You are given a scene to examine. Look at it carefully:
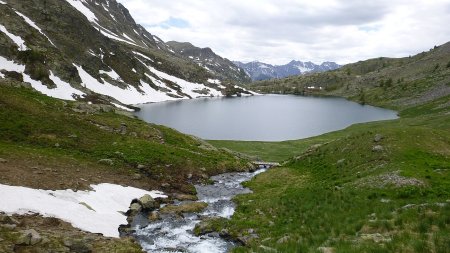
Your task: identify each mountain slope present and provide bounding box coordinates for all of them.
[0,0,251,109]
[234,60,340,81]
[167,41,251,84]
[247,43,450,109]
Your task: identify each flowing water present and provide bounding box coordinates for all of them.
[132,169,266,253]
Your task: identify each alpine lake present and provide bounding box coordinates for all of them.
[135,94,398,142]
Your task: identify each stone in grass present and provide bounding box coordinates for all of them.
[98,159,114,166]
[374,134,384,142]
[132,173,142,180]
[372,145,384,152]
[318,247,335,253]
[276,235,290,244]
[15,229,42,246]
[63,239,93,253]
[136,164,146,170]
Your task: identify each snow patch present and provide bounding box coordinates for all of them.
[99,30,140,47]
[64,0,98,24]
[111,102,134,112]
[99,68,121,80]
[0,56,25,72]
[14,10,56,47]
[207,79,221,85]
[0,0,6,4]
[0,56,84,100]
[122,33,135,43]
[297,66,313,73]
[24,72,85,101]
[0,183,166,237]
[145,64,222,98]
[75,65,176,104]
[0,25,27,51]
[133,51,154,62]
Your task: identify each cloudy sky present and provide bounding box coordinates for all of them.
[117,0,450,65]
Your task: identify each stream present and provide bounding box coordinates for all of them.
[132,169,266,253]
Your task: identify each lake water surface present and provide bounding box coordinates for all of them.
[135,95,398,141]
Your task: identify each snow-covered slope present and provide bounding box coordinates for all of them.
[234,60,341,81]
[0,183,166,237]
[0,0,252,109]
[167,41,251,84]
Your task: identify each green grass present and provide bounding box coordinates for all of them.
[0,83,249,187]
[207,96,450,252]
[209,130,351,162]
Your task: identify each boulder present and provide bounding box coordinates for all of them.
[136,164,146,170]
[129,203,142,213]
[372,145,384,152]
[277,235,290,244]
[374,134,384,142]
[132,173,142,180]
[98,159,114,165]
[238,233,259,245]
[0,215,20,225]
[148,211,160,221]
[0,158,7,163]
[318,247,335,253]
[138,194,158,210]
[64,239,93,253]
[260,245,277,252]
[193,219,216,236]
[15,229,42,246]
[119,123,127,135]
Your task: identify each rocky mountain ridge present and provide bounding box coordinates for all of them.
[233,60,340,81]
[167,41,251,84]
[0,0,252,110]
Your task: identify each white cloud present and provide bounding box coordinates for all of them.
[117,0,450,65]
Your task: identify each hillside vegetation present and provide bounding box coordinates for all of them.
[208,43,450,252]
[0,79,250,193]
[247,43,450,110]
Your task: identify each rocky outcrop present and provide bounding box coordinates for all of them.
[0,213,142,252]
[15,229,42,246]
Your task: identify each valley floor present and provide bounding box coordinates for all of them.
[208,95,450,252]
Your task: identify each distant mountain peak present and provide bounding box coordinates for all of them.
[233,60,341,81]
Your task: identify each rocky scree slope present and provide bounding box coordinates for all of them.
[234,60,340,81]
[167,41,251,84]
[0,0,251,109]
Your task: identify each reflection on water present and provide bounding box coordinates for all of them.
[135,94,398,141]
